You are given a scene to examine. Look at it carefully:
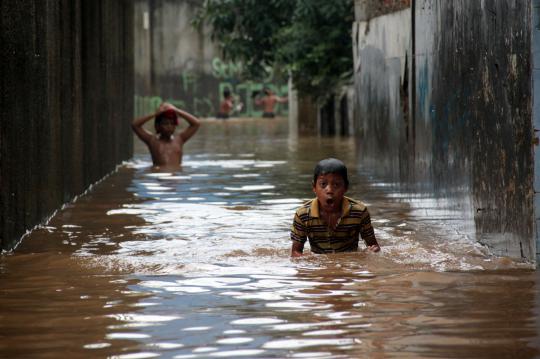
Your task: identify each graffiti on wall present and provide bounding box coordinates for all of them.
[135,57,289,118]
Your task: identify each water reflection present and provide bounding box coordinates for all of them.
[0,118,539,358]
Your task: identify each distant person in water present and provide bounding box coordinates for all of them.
[253,87,287,118]
[216,89,242,119]
[131,102,200,169]
[290,158,380,257]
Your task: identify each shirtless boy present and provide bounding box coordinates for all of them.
[290,158,380,257]
[131,102,200,169]
[254,88,287,118]
[217,89,234,119]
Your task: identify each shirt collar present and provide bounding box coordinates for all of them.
[310,197,351,218]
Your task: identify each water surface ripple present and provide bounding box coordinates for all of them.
[1,119,538,358]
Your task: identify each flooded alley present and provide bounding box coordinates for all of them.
[1,119,539,358]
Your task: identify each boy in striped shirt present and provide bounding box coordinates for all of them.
[290,158,380,257]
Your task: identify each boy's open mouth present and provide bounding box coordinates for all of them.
[326,198,334,206]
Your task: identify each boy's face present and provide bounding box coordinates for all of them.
[312,173,348,212]
[155,118,177,137]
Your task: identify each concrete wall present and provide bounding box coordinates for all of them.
[318,87,355,137]
[533,0,540,263]
[354,9,412,178]
[354,1,535,262]
[134,0,288,118]
[0,1,134,250]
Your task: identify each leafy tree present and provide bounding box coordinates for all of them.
[195,0,354,100]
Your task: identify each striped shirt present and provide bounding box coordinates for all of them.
[290,197,377,254]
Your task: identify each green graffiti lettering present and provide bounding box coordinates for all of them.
[166,98,186,109]
[211,58,223,78]
[194,97,215,117]
[214,81,290,117]
[134,96,192,117]
[150,96,164,111]
[212,57,243,79]
[234,82,259,117]
[226,61,242,78]
[181,71,198,93]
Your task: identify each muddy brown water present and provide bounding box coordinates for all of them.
[1,118,539,358]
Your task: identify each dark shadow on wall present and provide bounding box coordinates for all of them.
[0,0,134,250]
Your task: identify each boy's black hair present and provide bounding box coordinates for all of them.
[223,88,231,98]
[313,158,349,187]
[155,110,177,127]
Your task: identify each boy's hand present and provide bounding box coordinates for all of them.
[291,242,304,257]
[158,102,173,112]
[367,244,380,253]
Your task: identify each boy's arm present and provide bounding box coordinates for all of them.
[171,106,201,143]
[276,95,288,104]
[360,210,380,252]
[291,212,308,257]
[132,111,160,144]
[291,241,304,257]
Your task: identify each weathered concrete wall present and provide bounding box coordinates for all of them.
[318,87,355,137]
[354,9,411,179]
[134,0,288,118]
[418,1,533,260]
[354,1,535,262]
[0,1,134,250]
[532,0,540,262]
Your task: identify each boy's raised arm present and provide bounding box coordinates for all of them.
[277,95,288,104]
[132,111,160,144]
[172,106,201,143]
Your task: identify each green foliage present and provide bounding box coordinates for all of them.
[194,0,354,99]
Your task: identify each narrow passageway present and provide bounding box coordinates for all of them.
[3,0,540,357]
[1,119,538,358]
